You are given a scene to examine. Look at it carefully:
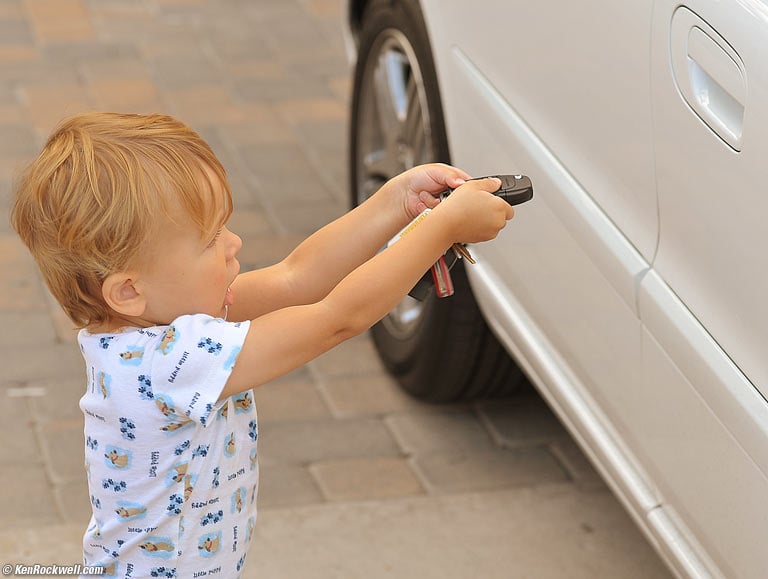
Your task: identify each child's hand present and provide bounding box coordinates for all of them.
[433,177,515,244]
[395,163,472,219]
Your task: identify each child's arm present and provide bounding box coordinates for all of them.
[218,177,513,399]
[227,164,470,320]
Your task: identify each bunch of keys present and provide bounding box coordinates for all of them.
[411,174,534,300]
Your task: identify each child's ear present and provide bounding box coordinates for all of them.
[101,273,146,318]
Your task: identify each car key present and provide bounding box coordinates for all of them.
[443,174,533,266]
[411,174,534,300]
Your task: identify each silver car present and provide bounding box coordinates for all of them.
[343,1,768,577]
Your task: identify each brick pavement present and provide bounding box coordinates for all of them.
[0,1,671,577]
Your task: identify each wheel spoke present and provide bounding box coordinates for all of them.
[402,77,422,147]
[372,51,407,157]
[354,30,438,337]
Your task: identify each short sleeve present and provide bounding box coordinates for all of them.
[148,314,250,426]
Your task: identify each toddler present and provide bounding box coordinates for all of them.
[10,112,514,577]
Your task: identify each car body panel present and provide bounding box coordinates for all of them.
[651,0,768,397]
[419,0,659,263]
[344,0,768,576]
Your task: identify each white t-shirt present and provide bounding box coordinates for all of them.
[78,314,257,578]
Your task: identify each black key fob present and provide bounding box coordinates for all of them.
[444,174,534,205]
[408,173,534,300]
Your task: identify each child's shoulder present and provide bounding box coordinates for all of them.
[78,314,250,364]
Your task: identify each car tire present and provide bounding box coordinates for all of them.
[349,0,527,402]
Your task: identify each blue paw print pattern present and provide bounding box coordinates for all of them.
[212,467,220,489]
[200,509,223,526]
[173,440,191,456]
[139,536,175,559]
[197,337,223,355]
[166,493,184,516]
[248,419,258,442]
[138,374,154,400]
[150,567,177,578]
[110,540,125,559]
[199,402,214,427]
[99,336,114,349]
[102,478,127,493]
[119,417,136,440]
[90,495,102,509]
[237,554,246,572]
[86,436,98,450]
[192,444,209,459]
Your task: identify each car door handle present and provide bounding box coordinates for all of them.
[670,7,746,151]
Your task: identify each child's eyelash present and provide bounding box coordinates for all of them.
[207,228,223,247]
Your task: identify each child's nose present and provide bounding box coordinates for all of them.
[227,229,243,257]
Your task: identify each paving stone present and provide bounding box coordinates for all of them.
[0,522,83,562]
[0,394,40,465]
[234,73,336,103]
[40,40,139,66]
[251,376,332,425]
[550,437,608,492]
[228,208,274,241]
[24,0,96,43]
[319,371,432,419]
[214,105,297,147]
[269,197,346,236]
[238,141,336,206]
[37,416,85,484]
[148,51,225,89]
[0,463,60,524]
[258,463,324,509]
[311,333,387,378]
[44,288,79,344]
[165,85,247,125]
[413,448,568,494]
[0,16,34,46]
[89,77,163,112]
[0,311,56,348]
[385,409,496,455]
[28,376,86,423]
[0,122,36,156]
[53,477,92,525]
[310,456,424,502]
[257,417,400,467]
[2,343,84,384]
[0,236,50,313]
[236,233,306,270]
[476,395,570,448]
[18,81,93,133]
[0,1,25,19]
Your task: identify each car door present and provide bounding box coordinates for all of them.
[634,1,768,576]
[420,0,663,519]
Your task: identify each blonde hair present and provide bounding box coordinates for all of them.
[10,112,233,329]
